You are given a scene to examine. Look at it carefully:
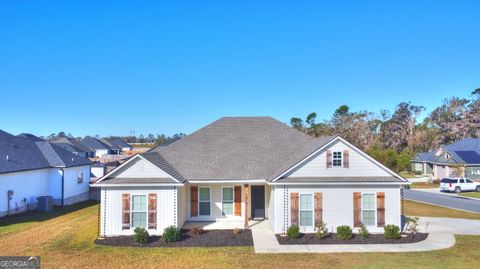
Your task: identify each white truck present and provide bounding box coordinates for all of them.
[440,178,480,193]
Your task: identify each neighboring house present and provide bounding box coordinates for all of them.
[0,130,92,217]
[412,138,480,180]
[104,138,132,153]
[17,133,44,141]
[49,137,94,158]
[79,137,120,157]
[93,117,407,237]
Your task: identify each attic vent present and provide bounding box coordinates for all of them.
[72,157,75,162]
[6,155,10,161]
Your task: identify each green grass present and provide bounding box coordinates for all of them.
[410,182,440,189]
[1,201,480,268]
[459,192,480,199]
[404,200,480,220]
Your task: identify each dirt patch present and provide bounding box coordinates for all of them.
[95,229,253,247]
[276,233,428,245]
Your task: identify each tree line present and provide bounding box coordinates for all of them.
[290,88,480,173]
[43,132,186,145]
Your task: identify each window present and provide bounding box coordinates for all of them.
[362,193,376,226]
[222,187,234,216]
[466,179,473,183]
[333,151,342,167]
[131,195,147,228]
[460,179,465,184]
[77,171,83,184]
[199,187,211,216]
[299,194,313,227]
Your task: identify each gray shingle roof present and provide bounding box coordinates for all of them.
[79,137,111,150]
[106,138,131,149]
[99,177,176,184]
[442,138,480,164]
[412,151,436,163]
[146,117,335,181]
[49,137,92,153]
[278,176,403,183]
[0,130,91,174]
[17,133,44,141]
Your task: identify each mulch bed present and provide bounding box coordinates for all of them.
[95,229,253,247]
[276,233,428,245]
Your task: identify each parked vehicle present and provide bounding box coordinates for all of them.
[440,178,480,193]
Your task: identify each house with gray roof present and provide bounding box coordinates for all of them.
[93,117,407,237]
[49,137,94,158]
[104,138,132,153]
[412,138,480,180]
[79,137,121,157]
[0,130,92,217]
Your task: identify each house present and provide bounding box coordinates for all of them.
[49,137,94,158]
[93,117,407,237]
[104,138,132,153]
[0,130,92,217]
[79,137,120,157]
[412,138,480,180]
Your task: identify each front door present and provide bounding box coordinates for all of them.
[251,186,265,219]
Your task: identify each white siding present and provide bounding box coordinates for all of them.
[288,140,392,178]
[95,149,109,158]
[272,185,401,234]
[100,186,177,236]
[267,185,275,231]
[62,165,91,205]
[112,157,171,178]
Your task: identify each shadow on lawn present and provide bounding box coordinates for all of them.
[0,200,98,227]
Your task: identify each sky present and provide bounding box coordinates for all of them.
[1,1,479,137]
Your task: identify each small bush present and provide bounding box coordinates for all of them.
[315,221,329,239]
[336,225,353,240]
[233,227,241,235]
[133,227,149,244]
[287,225,300,239]
[359,223,369,239]
[163,225,181,243]
[384,225,401,239]
[404,216,419,236]
[189,226,203,236]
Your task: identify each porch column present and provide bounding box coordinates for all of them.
[244,184,249,228]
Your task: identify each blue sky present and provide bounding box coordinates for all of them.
[1,1,479,137]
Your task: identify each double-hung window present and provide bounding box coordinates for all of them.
[131,195,147,228]
[222,187,234,216]
[362,193,376,226]
[333,151,342,167]
[299,194,313,227]
[199,187,211,216]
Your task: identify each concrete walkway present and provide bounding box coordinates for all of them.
[251,217,480,254]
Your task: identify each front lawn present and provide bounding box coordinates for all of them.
[1,201,480,268]
[459,192,480,199]
[410,182,439,189]
[404,200,480,220]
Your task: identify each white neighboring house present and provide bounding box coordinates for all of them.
[93,117,408,236]
[0,130,92,217]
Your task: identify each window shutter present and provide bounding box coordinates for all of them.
[343,150,349,168]
[353,192,361,227]
[290,192,299,226]
[314,192,323,226]
[326,150,333,168]
[234,186,242,216]
[122,193,130,230]
[148,193,157,229]
[377,192,385,227]
[191,186,198,217]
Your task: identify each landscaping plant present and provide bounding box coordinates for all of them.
[189,226,203,236]
[404,216,419,237]
[233,227,241,235]
[286,225,300,239]
[384,224,401,239]
[336,225,353,240]
[359,223,369,239]
[163,225,181,243]
[315,221,329,239]
[133,227,149,244]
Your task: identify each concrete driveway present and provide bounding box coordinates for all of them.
[404,189,480,213]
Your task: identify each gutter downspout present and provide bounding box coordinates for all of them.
[60,168,65,207]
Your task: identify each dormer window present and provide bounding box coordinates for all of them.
[333,151,343,167]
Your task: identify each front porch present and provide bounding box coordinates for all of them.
[182,219,265,230]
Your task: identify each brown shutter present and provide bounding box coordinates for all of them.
[290,192,299,226]
[343,150,349,168]
[377,192,385,227]
[148,193,157,229]
[353,192,361,227]
[122,193,130,229]
[314,192,323,226]
[234,186,242,216]
[326,150,333,168]
[191,186,198,217]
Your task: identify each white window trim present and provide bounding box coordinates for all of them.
[361,193,377,228]
[332,151,343,168]
[198,187,211,216]
[298,193,314,228]
[221,186,234,216]
[131,194,148,229]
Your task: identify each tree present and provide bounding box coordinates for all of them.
[290,117,304,130]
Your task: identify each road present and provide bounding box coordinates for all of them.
[404,189,480,213]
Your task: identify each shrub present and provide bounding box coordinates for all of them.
[315,221,329,239]
[384,225,401,239]
[163,226,181,243]
[233,227,241,235]
[404,216,419,236]
[336,225,353,240]
[359,223,369,239]
[133,227,149,244]
[287,225,300,239]
[189,226,203,236]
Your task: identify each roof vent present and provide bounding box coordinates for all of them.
[72,157,75,162]
[6,155,10,161]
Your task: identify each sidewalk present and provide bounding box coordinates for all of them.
[250,217,480,254]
